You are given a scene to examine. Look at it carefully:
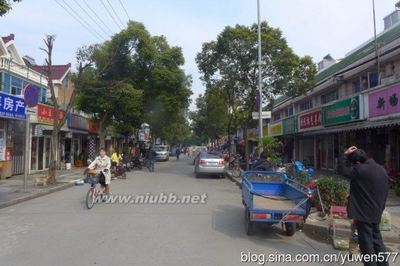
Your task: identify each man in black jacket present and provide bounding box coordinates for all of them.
[252,151,272,171]
[337,146,389,266]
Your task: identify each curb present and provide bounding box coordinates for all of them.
[225,171,241,188]
[0,182,75,209]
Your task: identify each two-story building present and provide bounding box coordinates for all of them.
[0,34,48,177]
[270,5,400,173]
[0,33,94,176]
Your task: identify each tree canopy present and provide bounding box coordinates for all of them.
[0,0,20,16]
[196,22,316,125]
[75,21,192,145]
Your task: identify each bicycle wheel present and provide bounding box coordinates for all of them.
[86,187,96,209]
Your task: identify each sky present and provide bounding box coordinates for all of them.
[0,0,397,110]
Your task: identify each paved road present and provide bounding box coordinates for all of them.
[0,157,359,266]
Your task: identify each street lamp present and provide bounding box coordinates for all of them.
[257,0,263,145]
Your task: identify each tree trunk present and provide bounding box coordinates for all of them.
[244,124,249,170]
[99,123,106,151]
[48,128,59,184]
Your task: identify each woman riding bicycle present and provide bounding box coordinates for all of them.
[88,148,112,194]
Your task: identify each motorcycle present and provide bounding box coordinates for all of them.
[129,156,143,170]
[111,162,127,179]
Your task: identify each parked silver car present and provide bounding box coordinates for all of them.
[154,145,170,161]
[194,151,225,178]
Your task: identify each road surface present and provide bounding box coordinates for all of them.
[0,157,360,266]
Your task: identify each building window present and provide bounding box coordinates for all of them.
[368,72,379,88]
[63,76,69,88]
[11,76,22,96]
[272,112,280,121]
[352,79,361,93]
[299,99,313,111]
[285,106,294,117]
[2,73,11,94]
[321,90,338,104]
[40,87,47,103]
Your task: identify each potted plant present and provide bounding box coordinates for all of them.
[316,176,336,211]
[334,180,350,206]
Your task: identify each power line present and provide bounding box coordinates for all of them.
[73,0,111,38]
[54,0,104,42]
[100,0,123,30]
[106,0,125,28]
[82,0,114,36]
[118,0,131,21]
[61,0,107,40]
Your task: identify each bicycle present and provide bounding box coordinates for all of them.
[85,170,107,209]
[228,154,242,177]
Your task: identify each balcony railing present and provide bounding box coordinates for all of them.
[0,57,48,87]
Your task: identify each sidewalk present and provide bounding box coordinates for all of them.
[225,169,400,252]
[0,168,84,209]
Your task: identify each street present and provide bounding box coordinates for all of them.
[0,157,357,266]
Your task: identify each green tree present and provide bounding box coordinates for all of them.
[143,35,192,144]
[75,21,191,148]
[196,22,316,167]
[0,0,20,16]
[190,87,229,145]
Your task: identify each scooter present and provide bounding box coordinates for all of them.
[129,156,143,170]
[111,162,127,179]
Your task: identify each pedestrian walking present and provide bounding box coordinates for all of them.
[337,146,389,266]
[176,148,181,160]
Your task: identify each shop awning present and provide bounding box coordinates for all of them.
[301,118,400,136]
[34,125,70,132]
[68,129,89,135]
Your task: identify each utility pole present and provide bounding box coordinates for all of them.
[257,0,263,146]
[372,0,381,84]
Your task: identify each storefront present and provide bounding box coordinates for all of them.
[67,113,89,166]
[296,109,323,167]
[0,92,26,178]
[30,104,66,172]
[282,116,297,163]
[318,95,364,170]
[367,84,400,170]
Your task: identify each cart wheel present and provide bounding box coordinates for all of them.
[285,223,296,236]
[245,208,256,236]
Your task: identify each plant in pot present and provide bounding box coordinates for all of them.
[316,176,336,212]
[334,180,350,206]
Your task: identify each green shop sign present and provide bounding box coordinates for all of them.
[322,96,362,126]
[282,115,298,135]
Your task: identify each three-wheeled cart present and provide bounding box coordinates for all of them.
[241,171,311,236]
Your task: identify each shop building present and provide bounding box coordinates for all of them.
[0,34,48,177]
[270,5,400,172]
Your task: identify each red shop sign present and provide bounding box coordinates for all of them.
[299,110,322,130]
[37,104,65,125]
